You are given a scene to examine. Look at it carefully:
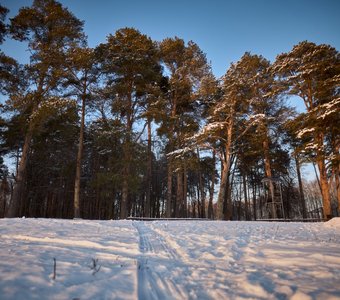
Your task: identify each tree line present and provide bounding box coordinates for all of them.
[0,0,339,220]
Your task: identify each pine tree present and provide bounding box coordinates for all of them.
[244,53,291,218]
[63,47,98,218]
[158,38,211,218]
[22,97,78,218]
[5,0,85,217]
[98,28,161,219]
[273,41,340,219]
[283,117,309,219]
[194,54,254,220]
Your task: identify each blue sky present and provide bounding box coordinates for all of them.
[2,0,340,78]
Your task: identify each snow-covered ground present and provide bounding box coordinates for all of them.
[0,218,340,300]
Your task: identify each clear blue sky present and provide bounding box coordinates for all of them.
[2,0,340,78]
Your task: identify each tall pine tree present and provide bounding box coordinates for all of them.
[6,0,85,217]
[274,41,340,219]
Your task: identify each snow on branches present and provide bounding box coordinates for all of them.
[29,97,77,125]
[297,127,315,139]
[316,97,340,120]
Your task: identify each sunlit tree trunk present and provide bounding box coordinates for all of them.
[217,110,234,220]
[315,133,332,219]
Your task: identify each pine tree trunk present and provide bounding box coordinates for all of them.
[166,158,172,218]
[183,162,188,218]
[237,181,242,220]
[217,113,234,220]
[252,174,257,220]
[303,90,332,219]
[208,152,215,220]
[259,183,263,219]
[175,170,183,217]
[225,171,233,220]
[0,177,8,218]
[216,159,227,220]
[218,159,233,220]
[317,157,332,219]
[145,118,152,217]
[208,191,214,219]
[295,155,307,219]
[120,147,130,219]
[262,125,276,218]
[166,89,178,219]
[242,173,249,220]
[120,88,134,220]
[6,125,33,218]
[312,162,322,191]
[335,170,340,216]
[197,149,206,218]
[333,144,340,216]
[73,93,86,219]
[315,132,332,219]
[199,174,205,218]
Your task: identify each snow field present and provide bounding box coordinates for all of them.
[0,218,340,299]
[0,219,139,300]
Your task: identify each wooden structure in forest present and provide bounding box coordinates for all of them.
[260,178,285,219]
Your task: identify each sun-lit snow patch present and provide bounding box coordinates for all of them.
[324,217,340,229]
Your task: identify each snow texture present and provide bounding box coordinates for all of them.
[1,218,340,299]
[296,127,315,139]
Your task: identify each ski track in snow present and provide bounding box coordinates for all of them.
[1,218,340,299]
[133,221,186,300]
